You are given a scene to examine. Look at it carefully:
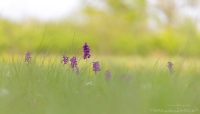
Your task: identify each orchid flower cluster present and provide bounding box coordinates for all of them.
[61,55,69,65]
[25,42,101,75]
[25,51,32,64]
[167,61,174,74]
[24,42,175,81]
[60,42,100,75]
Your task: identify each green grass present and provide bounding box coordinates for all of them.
[0,55,200,114]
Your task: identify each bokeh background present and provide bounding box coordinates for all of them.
[0,0,200,56]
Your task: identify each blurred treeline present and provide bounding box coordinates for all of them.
[0,0,200,56]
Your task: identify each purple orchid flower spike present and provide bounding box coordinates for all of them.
[167,61,174,74]
[93,61,100,74]
[61,55,69,65]
[70,56,78,69]
[25,51,32,64]
[83,42,91,59]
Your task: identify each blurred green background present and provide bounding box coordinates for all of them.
[0,0,200,56]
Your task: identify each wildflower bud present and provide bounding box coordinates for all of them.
[61,55,69,65]
[93,61,100,74]
[83,42,91,59]
[167,61,174,74]
[25,51,32,64]
[70,56,77,69]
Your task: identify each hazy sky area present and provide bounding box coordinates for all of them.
[0,0,80,22]
[0,0,200,25]
[147,0,200,29]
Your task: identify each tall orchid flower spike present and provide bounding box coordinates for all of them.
[93,61,100,74]
[83,42,91,59]
[167,61,174,74]
[25,51,32,64]
[70,56,78,69]
[61,55,69,65]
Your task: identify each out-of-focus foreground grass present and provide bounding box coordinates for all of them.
[1,0,200,113]
[0,55,200,114]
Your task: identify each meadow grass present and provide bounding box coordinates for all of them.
[0,54,200,114]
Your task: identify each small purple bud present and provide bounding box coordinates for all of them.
[61,55,69,65]
[105,70,111,81]
[25,51,32,64]
[70,56,77,69]
[83,42,91,59]
[167,61,174,74]
[93,61,100,74]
